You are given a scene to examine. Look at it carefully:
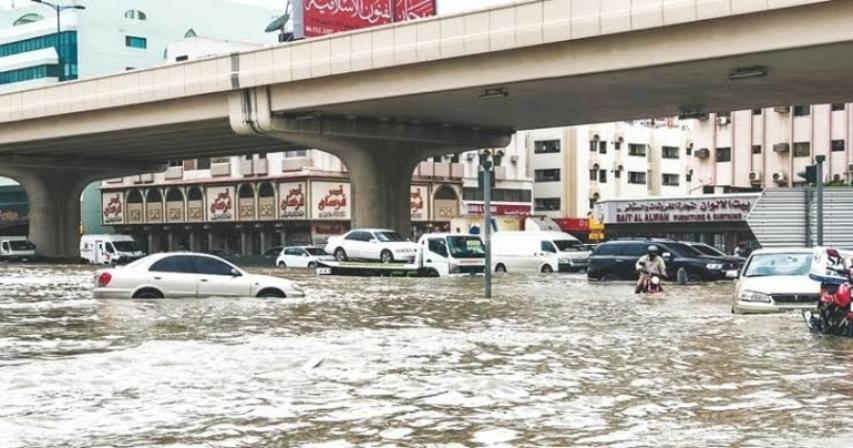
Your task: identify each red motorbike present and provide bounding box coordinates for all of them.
[805,248,853,337]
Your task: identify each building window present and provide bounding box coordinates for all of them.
[589,140,597,152]
[793,142,811,158]
[0,31,78,81]
[168,160,182,167]
[534,169,560,182]
[598,169,607,183]
[685,145,692,156]
[534,198,561,212]
[125,36,147,49]
[533,140,560,154]
[450,154,460,163]
[614,141,622,150]
[752,108,763,115]
[793,105,810,116]
[124,10,148,20]
[752,145,762,155]
[716,147,732,162]
[662,174,680,186]
[614,169,622,179]
[0,65,59,85]
[832,103,846,112]
[284,150,308,158]
[628,171,647,185]
[175,55,189,62]
[832,140,845,152]
[589,169,597,181]
[686,172,693,183]
[463,188,531,202]
[197,158,211,170]
[599,141,607,154]
[628,144,647,157]
[211,157,230,163]
[662,146,680,159]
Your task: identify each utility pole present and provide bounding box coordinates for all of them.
[480,150,493,299]
[816,155,825,246]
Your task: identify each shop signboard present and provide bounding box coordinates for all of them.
[435,198,460,220]
[187,199,205,222]
[311,181,350,220]
[126,202,144,224]
[279,182,308,220]
[554,218,590,233]
[595,196,759,225]
[293,0,437,38]
[464,202,533,216]
[207,186,235,222]
[411,185,429,222]
[102,192,124,225]
[166,201,184,223]
[146,201,163,223]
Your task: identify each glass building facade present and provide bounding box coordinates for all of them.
[0,31,78,83]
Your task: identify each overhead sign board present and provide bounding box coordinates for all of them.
[595,196,759,225]
[294,0,437,38]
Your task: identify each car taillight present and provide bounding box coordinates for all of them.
[97,272,112,287]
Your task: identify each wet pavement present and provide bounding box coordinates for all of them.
[1,264,853,447]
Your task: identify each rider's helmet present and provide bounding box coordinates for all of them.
[648,245,660,256]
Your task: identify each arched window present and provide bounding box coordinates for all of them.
[166,188,184,202]
[434,185,458,201]
[187,186,203,201]
[184,28,197,39]
[13,13,44,27]
[146,189,163,203]
[124,10,147,21]
[127,190,144,204]
[238,184,255,199]
[258,182,275,198]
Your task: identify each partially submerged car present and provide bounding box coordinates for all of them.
[731,248,818,314]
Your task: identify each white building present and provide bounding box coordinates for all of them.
[525,120,692,220]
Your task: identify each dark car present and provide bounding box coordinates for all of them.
[587,240,743,282]
[206,248,241,260]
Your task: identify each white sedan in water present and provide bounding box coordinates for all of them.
[93,253,305,299]
[325,228,418,263]
[731,248,819,314]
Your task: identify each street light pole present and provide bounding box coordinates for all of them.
[31,1,85,82]
[483,156,493,299]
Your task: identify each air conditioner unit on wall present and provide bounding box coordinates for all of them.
[717,116,730,126]
[772,172,788,185]
[773,143,790,153]
[774,106,791,113]
[694,148,710,159]
[749,172,763,183]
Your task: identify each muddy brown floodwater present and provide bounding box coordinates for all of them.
[1,264,853,447]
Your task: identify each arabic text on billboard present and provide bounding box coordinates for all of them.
[298,0,437,38]
[606,198,757,224]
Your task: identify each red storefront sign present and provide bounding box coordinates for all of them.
[554,218,590,233]
[465,203,532,216]
[297,0,437,38]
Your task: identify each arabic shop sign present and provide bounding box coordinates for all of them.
[597,196,759,225]
[311,181,350,220]
[411,185,429,222]
[294,0,437,38]
[280,182,308,220]
[207,186,235,222]
[102,192,124,225]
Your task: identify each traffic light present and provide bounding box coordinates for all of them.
[798,164,817,184]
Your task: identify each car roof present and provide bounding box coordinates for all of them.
[749,247,814,255]
[350,228,394,232]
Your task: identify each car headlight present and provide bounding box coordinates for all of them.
[559,258,570,264]
[706,263,724,270]
[738,290,771,303]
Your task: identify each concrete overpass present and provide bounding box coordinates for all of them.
[0,0,850,256]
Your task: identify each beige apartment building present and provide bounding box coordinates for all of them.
[689,104,853,192]
[526,120,692,220]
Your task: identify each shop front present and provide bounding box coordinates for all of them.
[593,194,760,254]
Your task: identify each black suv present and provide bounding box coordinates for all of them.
[587,240,743,282]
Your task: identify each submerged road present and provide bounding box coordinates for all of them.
[1,265,852,447]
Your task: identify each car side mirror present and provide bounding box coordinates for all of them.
[726,270,740,279]
[230,268,241,277]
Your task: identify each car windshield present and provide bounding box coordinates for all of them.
[375,231,406,242]
[744,253,812,277]
[9,240,34,251]
[447,236,485,258]
[693,244,725,257]
[305,248,326,256]
[662,242,703,257]
[554,240,586,252]
[112,241,139,252]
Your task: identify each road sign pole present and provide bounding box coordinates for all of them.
[483,160,492,299]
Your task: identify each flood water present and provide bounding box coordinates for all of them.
[2,264,853,447]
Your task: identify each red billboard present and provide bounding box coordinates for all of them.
[295,0,437,38]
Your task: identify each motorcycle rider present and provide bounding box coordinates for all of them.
[635,245,667,293]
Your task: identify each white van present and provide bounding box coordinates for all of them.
[80,234,145,265]
[415,233,486,277]
[0,237,36,261]
[492,231,590,274]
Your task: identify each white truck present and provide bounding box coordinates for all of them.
[0,236,37,261]
[80,234,145,266]
[492,231,590,274]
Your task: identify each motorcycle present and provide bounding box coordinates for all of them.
[635,262,664,294]
[804,248,853,337]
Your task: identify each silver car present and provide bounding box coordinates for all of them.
[731,248,819,314]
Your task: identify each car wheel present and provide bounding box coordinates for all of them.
[600,274,618,282]
[257,288,286,298]
[380,250,394,264]
[426,269,440,277]
[334,248,348,262]
[307,262,317,269]
[133,288,164,299]
[495,264,507,273]
[541,264,554,274]
[278,261,286,268]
